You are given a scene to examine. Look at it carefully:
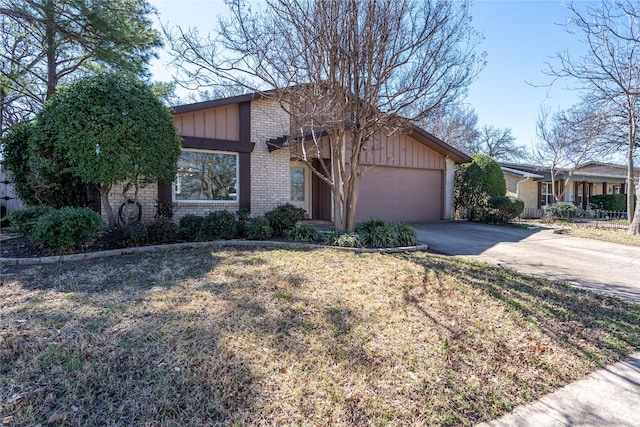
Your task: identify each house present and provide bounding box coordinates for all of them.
[105,92,471,225]
[501,161,640,217]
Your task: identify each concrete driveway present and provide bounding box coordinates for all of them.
[412,221,640,304]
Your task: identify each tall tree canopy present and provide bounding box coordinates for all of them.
[0,0,161,136]
[26,73,182,229]
[167,0,484,232]
[548,0,640,234]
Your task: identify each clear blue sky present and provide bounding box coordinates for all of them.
[149,0,587,152]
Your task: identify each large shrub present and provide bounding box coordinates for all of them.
[589,194,628,212]
[455,154,506,221]
[487,196,525,223]
[7,206,50,235]
[201,211,237,240]
[30,207,104,253]
[544,202,578,219]
[245,216,273,240]
[265,203,306,236]
[146,219,179,244]
[0,123,89,208]
[179,214,205,241]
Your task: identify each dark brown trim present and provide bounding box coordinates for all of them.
[181,136,255,153]
[537,182,542,209]
[171,93,260,114]
[158,182,172,203]
[239,153,251,211]
[239,101,251,143]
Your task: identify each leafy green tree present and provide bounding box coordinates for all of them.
[0,0,161,136]
[455,154,506,221]
[28,73,182,229]
[0,122,89,207]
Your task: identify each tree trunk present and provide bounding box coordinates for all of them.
[626,118,635,226]
[332,139,345,233]
[629,181,640,236]
[45,0,57,100]
[344,165,360,233]
[99,185,115,229]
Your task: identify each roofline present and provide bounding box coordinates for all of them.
[171,92,262,114]
[501,166,544,179]
[407,125,472,164]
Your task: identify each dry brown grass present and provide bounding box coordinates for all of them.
[564,225,640,247]
[1,247,639,426]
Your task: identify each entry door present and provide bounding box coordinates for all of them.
[290,162,312,218]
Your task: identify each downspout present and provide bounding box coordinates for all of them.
[515,177,529,199]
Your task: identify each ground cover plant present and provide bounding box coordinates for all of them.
[1,248,638,426]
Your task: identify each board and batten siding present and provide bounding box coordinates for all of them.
[359,131,446,170]
[172,104,240,141]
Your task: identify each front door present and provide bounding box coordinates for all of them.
[290,162,312,218]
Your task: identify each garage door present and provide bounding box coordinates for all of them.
[356,166,442,222]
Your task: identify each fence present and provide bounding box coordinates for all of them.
[522,206,629,230]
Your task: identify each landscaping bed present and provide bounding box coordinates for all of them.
[2,248,639,426]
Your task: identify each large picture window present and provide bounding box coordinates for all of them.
[175,150,238,202]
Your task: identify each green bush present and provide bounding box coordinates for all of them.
[7,206,50,235]
[327,232,363,248]
[544,202,578,219]
[179,214,205,241]
[246,216,273,240]
[31,207,104,253]
[235,208,251,238]
[355,218,386,234]
[589,194,628,212]
[146,219,179,244]
[155,200,175,220]
[455,154,506,221]
[356,219,417,248]
[394,223,418,247]
[201,210,237,240]
[115,223,148,247]
[487,196,525,223]
[265,203,306,236]
[286,223,320,242]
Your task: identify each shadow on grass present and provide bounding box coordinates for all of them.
[403,254,640,364]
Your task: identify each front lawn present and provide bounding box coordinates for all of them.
[2,248,639,426]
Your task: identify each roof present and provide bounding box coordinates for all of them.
[501,166,544,179]
[172,91,472,164]
[499,161,638,182]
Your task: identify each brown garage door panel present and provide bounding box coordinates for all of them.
[356,166,442,222]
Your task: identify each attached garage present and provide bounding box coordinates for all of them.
[356,166,443,222]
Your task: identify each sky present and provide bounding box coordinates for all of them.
[148,0,588,153]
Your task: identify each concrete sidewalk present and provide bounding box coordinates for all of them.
[477,352,640,426]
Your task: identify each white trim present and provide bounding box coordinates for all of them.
[173,149,239,204]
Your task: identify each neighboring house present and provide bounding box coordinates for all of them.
[501,161,640,217]
[105,92,471,224]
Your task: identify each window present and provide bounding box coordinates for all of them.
[291,167,305,201]
[540,182,553,206]
[174,150,238,202]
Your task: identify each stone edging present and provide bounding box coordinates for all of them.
[0,240,429,266]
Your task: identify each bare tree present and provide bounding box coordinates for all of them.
[535,104,613,202]
[548,0,640,234]
[421,103,479,154]
[165,0,484,232]
[470,125,528,161]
